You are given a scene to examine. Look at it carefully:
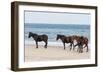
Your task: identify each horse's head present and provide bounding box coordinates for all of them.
[28,32,37,38]
[56,34,60,40]
[28,32,32,38]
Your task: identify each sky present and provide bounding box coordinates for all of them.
[24,11,91,25]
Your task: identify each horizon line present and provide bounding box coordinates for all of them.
[24,23,90,25]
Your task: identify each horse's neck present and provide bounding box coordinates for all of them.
[60,37,65,42]
[32,34,38,40]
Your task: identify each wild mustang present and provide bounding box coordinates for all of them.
[56,34,88,52]
[76,36,84,53]
[56,34,74,50]
[72,35,89,52]
[28,32,48,48]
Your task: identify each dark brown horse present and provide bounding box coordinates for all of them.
[28,32,48,48]
[56,34,74,50]
[72,35,88,52]
[75,36,84,53]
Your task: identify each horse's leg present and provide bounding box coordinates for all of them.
[81,47,83,53]
[86,44,88,52]
[74,43,78,51]
[83,44,88,52]
[72,43,74,50]
[80,47,83,53]
[82,48,83,53]
[79,49,81,53]
[36,41,38,48]
[70,43,72,51]
[78,44,81,53]
[83,44,86,48]
[80,45,83,53]
[44,41,47,48]
[79,49,82,53]
[77,46,80,52]
[76,44,82,53]
[72,42,75,51]
[77,48,79,53]
[63,43,65,50]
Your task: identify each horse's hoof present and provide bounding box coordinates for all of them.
[44,46,47,48]
[80,51,83,53]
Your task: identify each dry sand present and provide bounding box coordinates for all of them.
[25,45,90,62]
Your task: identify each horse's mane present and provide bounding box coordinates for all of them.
[29,32,38,36]
[57,34,66,37]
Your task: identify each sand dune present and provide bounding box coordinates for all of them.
[25,45,90,62]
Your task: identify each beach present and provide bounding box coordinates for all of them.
[25,44,90,62]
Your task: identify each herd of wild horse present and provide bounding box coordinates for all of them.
[28,32,88,53]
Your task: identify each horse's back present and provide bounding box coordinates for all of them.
[40,34,48,41]
[41,34,48,38]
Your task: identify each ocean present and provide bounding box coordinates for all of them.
[24,23,90,45]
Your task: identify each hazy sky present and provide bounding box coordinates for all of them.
[24,11,91,25]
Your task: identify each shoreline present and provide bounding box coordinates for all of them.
[25,41,90,47]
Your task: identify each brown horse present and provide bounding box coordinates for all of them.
[72,35,88,52]
[75,36,84,53]
[56,34,74,50]
[28,32,48,48]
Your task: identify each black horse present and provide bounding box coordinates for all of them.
[28,32,48,48]
[56,34,74,50]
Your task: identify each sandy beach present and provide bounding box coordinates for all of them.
[25,44,90,62]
